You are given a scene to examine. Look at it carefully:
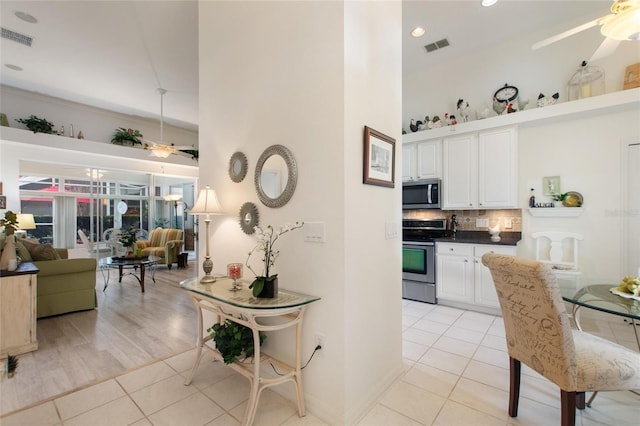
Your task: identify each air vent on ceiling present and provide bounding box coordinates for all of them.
[424,38,449,53]
[1,27,33,47]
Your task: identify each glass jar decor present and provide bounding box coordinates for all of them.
[568,61,604,101]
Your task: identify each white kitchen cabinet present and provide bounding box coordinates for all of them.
[437,242,516,311]
[402,144,416,181]
[436,243,474,303]
[442,126,517,209]
[402,140,442,181]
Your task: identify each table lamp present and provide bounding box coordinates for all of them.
[190,186,223,282]
[16,213,36,238]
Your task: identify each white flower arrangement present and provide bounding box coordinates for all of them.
[245,221,304,279]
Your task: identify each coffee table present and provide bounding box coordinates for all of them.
[99,256,160,293]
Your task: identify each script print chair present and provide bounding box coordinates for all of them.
[481,253,640,426]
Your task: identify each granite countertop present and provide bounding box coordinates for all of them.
[434,231,521,246]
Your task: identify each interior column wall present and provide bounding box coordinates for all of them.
[198,1,402,423]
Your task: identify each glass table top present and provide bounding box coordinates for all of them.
[180,277,320,310]
[99,256,161,266]
[560,284,640,320]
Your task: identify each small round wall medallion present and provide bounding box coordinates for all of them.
[229,152,248,183]
[239,202,259,235]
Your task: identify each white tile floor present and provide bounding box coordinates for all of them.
[2,301,639,425]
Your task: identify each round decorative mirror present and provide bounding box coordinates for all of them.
[229,152,248,183]
[239,202,259,235]
[254,144,298,208]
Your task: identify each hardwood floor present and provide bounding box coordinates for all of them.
[1,263,198,416]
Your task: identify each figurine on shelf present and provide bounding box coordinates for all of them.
[409,119,419,132]
[456,99,470,122]
[537,92,559,107]
[449,114,457,126]
[507,103,517,114]
[492,97,507,115]
[418,116,428,131]
[432,115,442,128]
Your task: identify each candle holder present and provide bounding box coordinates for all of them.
[227,263,243,291]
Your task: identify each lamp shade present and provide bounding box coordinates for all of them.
[16,213,36,230]
[191,186,223,215]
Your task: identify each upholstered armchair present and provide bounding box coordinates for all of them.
[134,228,183,269]
[481,253,640,426]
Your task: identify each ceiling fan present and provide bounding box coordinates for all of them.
[144,88,195,158]
[532,0,640,62]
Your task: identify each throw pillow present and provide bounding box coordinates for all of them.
[30,243,61,261]
[15,240,32,261]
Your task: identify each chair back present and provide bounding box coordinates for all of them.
[532,231,582,271]
[77,229,93,249]
[481,253,577,390]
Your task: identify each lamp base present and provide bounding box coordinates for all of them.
[201,256,215,283]
[200,274,216,283]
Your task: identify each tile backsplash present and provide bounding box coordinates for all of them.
[403,209,522,232]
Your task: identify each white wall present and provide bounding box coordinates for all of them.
[519,108,640,283]
[1,85,198,148]
[199,1,402,424]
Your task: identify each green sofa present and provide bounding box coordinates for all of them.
[33,250,97,318]
[9,239,98,318]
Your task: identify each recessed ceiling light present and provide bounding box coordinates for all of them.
[14,11,38,24]
[481,0,498,7]
[5,64,23,71]
[411,27,426,38]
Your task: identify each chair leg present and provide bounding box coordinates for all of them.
[560,390,576,426]
[167,264,172,270]
[509,357,521,417]
[576,392,585,410]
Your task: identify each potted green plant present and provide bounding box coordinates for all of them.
[1,211,19,271]
[245,222,304,298]
[110,127,143,146]
[15,115,55,134]
[207,320,266,364]
[552,193,568,207]
[118,227,138,255]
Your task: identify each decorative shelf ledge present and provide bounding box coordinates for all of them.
[528,208,584,217]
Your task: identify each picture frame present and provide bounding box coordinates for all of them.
[363,126,395,188]
[0,196,6,209]
[542,176,561,196]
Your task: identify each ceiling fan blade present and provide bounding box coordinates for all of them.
[589,37,621,62]
[532,18,600,50]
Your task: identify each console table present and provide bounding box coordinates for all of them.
[1,262,39,357]
[180,277,320,425]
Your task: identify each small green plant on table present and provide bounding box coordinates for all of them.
[207,319,266,364]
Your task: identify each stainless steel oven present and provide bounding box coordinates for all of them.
[402,218,447,304]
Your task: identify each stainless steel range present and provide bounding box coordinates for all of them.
[402,218,447,304]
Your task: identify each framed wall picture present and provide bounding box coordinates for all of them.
[363,126,395,188]
[542,176,561,196]
[0,196,6,209]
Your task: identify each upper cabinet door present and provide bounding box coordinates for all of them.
[478,127,517,208]
[442,133,478,209]
[402,144,416,181]
[416,140,442,180]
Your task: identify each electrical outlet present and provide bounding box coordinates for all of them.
[314,332,325,356]
[504,218,513,229]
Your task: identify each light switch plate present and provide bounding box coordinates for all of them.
[304,222,326,243]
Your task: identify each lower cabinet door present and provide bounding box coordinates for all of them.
[436,254,474,303]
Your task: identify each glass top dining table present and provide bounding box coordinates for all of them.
[560,284,640,321]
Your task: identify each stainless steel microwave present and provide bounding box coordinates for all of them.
[402,179,441,209]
